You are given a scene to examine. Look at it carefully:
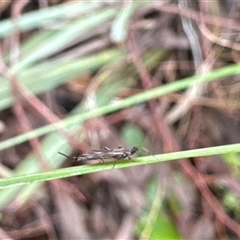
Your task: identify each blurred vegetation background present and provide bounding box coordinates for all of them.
[0,0,240,239]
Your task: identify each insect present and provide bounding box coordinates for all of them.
[58,146,138,167]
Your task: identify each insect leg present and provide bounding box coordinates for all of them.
[128,156,136,162]
[104,146,111,151]
[112,160,116,169]
[58,152,71,158]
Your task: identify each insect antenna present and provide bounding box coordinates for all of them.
[58,152,76,160]
[136,146,159,161]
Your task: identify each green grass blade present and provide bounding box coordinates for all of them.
[0,49,123,111]
[0,63,239,151]
[0,143,240,189]
[0,2,102,38]
[11,8,117,71]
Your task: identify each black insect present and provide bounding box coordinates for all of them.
[58,146,138,167]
